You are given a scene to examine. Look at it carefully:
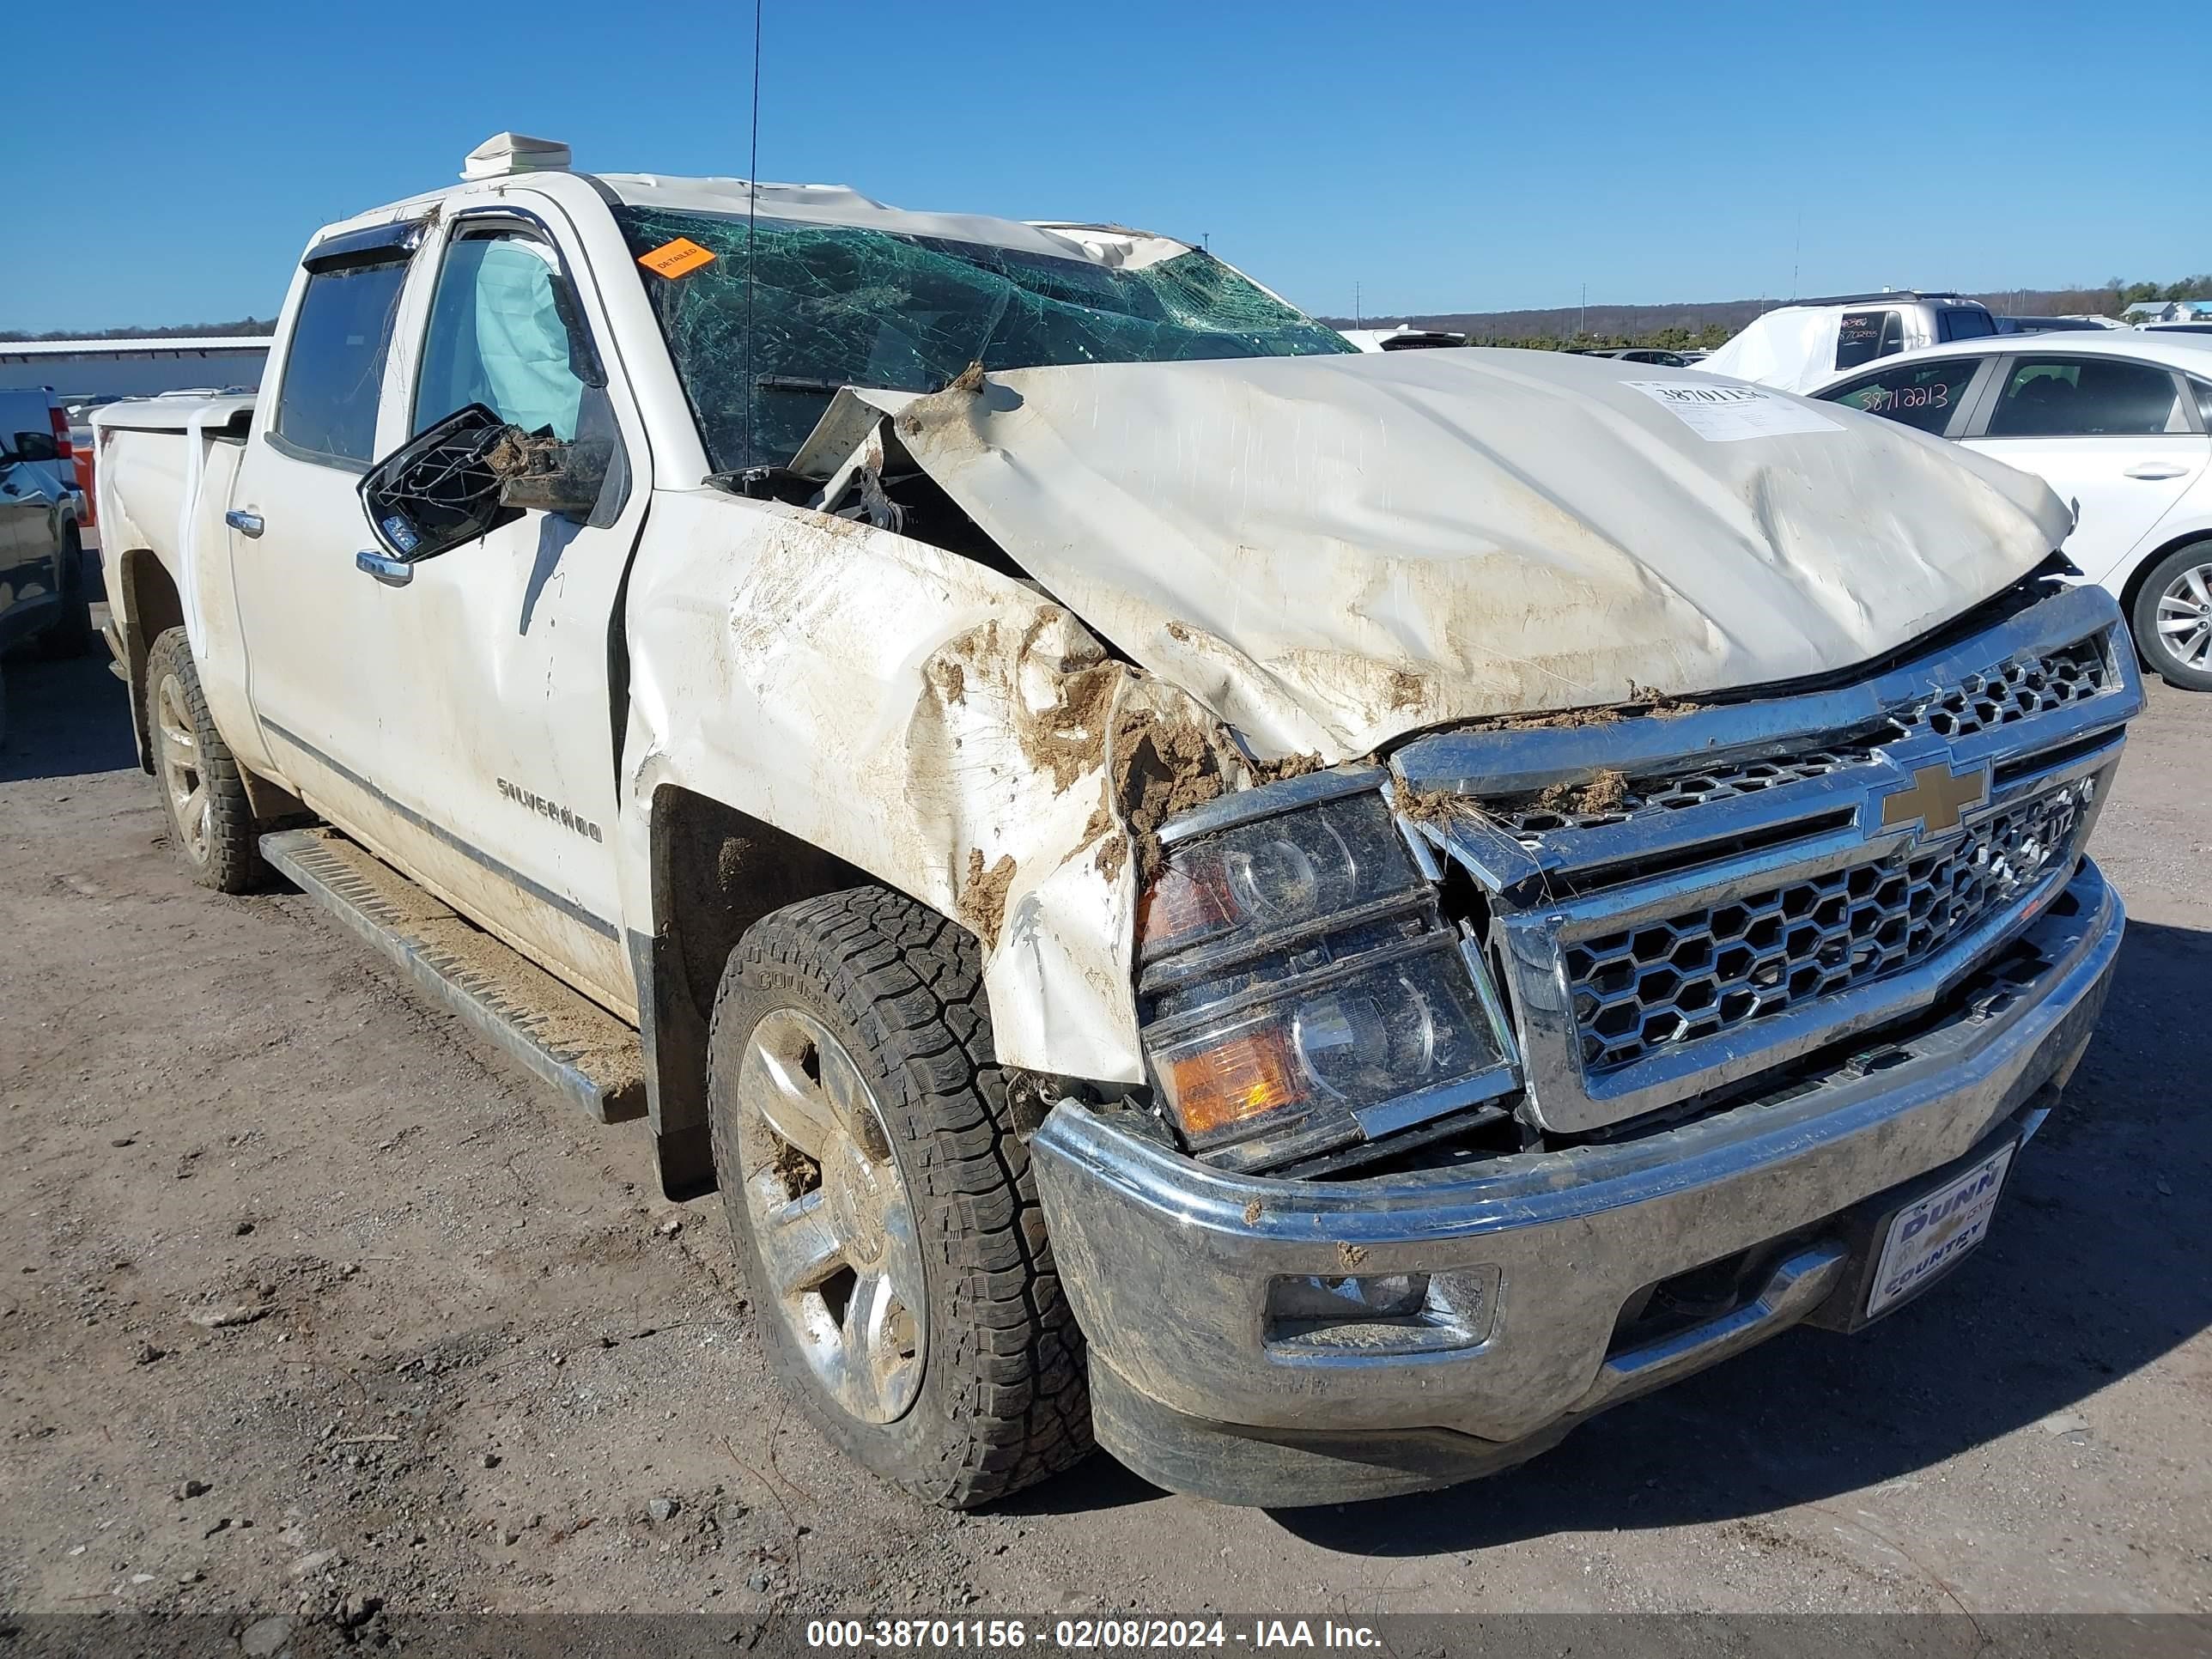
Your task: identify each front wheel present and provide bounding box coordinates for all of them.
[707,886,1091,1509]
[2132,540,2212,691]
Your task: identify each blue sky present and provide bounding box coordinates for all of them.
[12,0,2207,331]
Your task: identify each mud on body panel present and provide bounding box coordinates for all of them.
[620,489,1247,1086]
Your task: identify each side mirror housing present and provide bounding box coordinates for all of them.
[358,404,612,562]
[487,428,614,519]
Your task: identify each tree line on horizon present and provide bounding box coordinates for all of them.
[1321,275,2212,352]
[0,317,278,343]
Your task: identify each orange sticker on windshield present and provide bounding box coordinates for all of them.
[639,237,715,278]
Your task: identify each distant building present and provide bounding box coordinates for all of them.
[0,336,270,403]
[2121,299,2212,324]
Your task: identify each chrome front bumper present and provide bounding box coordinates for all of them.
[1033,859,2124,1506]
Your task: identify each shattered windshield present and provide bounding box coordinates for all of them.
[611,205,1354,472]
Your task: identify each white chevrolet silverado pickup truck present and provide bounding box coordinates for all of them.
[92,133,2140,1510]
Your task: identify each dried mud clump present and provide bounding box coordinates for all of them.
[1447,681,1703,736]
[957,848,1018,946]
[1535,768,1629,817]
[1078,801,1128,884]
[1625,680,1704,718]
[1013,633,1125,794]
[1469,703,1626,732]
[1395,787,1474,826]
[1113,706,1230,885]
[1247,751,1330,787]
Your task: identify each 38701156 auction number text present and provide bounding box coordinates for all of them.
[806,1620,1235,1649]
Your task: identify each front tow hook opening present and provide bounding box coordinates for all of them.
[1574,1242,1849,1416]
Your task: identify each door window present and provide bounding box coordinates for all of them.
[1937,307,1997,343]
[1984,357,2184,437]
[1821,357,1985,434]
[415,231,592,440]
[1834,309,1903,370]
[270,259,410,466]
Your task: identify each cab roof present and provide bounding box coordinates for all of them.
[321,132,1200,276]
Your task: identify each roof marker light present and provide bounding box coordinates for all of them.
[461,133,572,181]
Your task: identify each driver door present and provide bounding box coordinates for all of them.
[350,210,648,1014]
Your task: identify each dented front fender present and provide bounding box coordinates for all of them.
[619,489,1243,1082]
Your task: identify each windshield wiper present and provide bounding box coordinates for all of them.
[755,375,851,395]
[706,465,819,502]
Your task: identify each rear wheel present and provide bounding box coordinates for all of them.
[145,627,264,892]
[2133,540,2212,691]
[707,886,1091,1508]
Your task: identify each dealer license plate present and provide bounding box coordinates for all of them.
[1867,1142,2016,1318]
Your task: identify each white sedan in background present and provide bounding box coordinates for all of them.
[1811,332,2212,690]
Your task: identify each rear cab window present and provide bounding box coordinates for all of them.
[270,255,411,469]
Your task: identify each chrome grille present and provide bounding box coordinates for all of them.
[1484,632,2112,842]
[1565,781,2092,1073]
[1488,743,1884,839]
[1887,634,2110,742]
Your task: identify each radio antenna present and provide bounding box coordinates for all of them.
[744,0,763,468]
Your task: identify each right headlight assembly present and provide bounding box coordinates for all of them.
[1135,778,1521,1172]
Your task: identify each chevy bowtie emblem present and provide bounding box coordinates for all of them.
[1876,762,1990,836]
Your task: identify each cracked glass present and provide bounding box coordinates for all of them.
[611,206,1354,472]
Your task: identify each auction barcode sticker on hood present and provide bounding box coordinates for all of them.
[1624,380,1844,442]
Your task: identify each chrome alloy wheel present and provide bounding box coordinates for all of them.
[734,1008,927,1425]
[154,672,210,866]
[2156,560,2212,671]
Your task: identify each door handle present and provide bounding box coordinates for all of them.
[2123,464,2188,481]
[225,508,264,536]
[356,550,414,587]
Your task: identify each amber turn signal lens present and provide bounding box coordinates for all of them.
[1164,1025,1304,1139]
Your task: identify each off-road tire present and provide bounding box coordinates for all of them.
[2131,540,2212,692]
[38,526,94,659]
[707,886,1092,1509]
[145,627,264,892]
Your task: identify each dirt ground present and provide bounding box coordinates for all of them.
[3,623,2208,1628]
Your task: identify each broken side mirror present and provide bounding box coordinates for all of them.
[358,403,612,562]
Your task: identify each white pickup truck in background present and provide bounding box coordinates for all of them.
[1695,291,2003,393]
[91,133,2142,1510]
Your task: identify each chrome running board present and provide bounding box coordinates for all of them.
[260,826,646,1124]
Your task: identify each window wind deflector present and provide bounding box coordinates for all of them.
[303,219,428,274]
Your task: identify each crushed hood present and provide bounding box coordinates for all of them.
[851,349,2068,763]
